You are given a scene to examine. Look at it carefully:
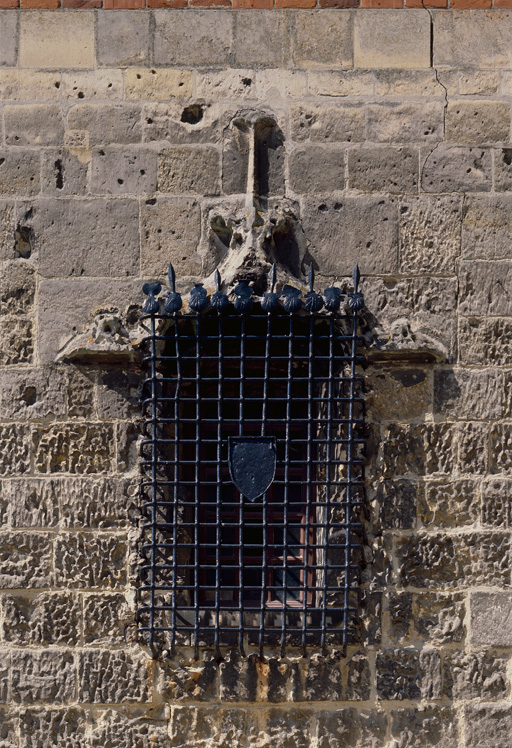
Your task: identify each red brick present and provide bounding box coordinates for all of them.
[232,0,273,6]
[361,0,402,5]
[319,0,358,6]
[276,0,316,6]
[0,0,19,6]
[62,0,101,6]
[103,0,145,7]
[406,0,447,6]
[189,0,231,6]
[494,0,512,6]
[450,0,491,5]
[147,0,187,6]
[20,0,60,6]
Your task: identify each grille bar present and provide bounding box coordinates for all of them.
[138,264,366,657]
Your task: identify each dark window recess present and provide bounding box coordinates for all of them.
[138,263,366,658]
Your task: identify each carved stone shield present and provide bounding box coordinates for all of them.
[228,436,276,501]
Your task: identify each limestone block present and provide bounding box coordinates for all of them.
[246,709,311,748]
[125,68,193,101]
[445,101,510,145]
[399,196,462,274]
[0,708,17,748]
[346,653,371,701]
[0,151,40,197]
[0,319,33,366]
[61,70,124,101]
[96,369,141,420]
[413,593,466,644]
[11,651,75,703]
[458,532,510,587]
[367,369,431,422]
[303,655,344,701]
[494,147,512,192]
[0,262,35,316]
[459,260,512,316]
[348,145,419,194]
[59,477,134,529]
[316,708,387,748]
[464,704,512,748]
[456,421,488,474]
[256,70,308,100]
[374,70,442,98]
[5,105,64,147]
[434,368,503,419]
[354,10,430,69]
[0,654,8,702]
[67,104,142,145]
[78,650,151,703]
[19,708,88,748]
[0,533,52,588]
[387,592,413,643]
[419,479,478,529]
[291,104,365,143]
[5,477,59,528]
[97,11,150,67]
[54,534,126,589]
[0,367,67,421]
[154,10,233,67]
[20,12,94,69]
[91,148,158,196]
[1,592,80,646]
[376,480,418,530]
[396,533,458,589]
[0,425,30,476]
[379,423,455,478]
[0,13,17,67]
[169,705,247,748]
[481,479,512,528]
[83,593,132,645]
[0,70,61,101]
[219,653,258,702]
[490,425,512,474]
[376,649,441,701]
[434,11,512,69]
[421,146,492,193]
[158,147,220,195]
[90,709,169,748]
[41,149,89,197]
[196,69,256,100]
[234,11,290,67]
[443,651,508,700]
[0,486,7,527]
[470,591,512,646]
[144,102,223,146]
[462,195,512,260]
[0,202,15,261]
[67,367,95,419]
[459,70,499,95]
[293,11,352,68]
[289,145,345,194]
[266,659,298,703]
[21,198,140,279]
[309,70,374,97]
[390,707,458,748]
[33,423,115,474]
[300,197,398,276]
[157,658,219,702]
[140,197,201,278]
[366,103,444,144]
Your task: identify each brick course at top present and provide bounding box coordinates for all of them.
[5,0,512,9]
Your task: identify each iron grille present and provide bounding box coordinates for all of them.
[138,263,366,657]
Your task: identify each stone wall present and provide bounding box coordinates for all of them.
[1,7,512,748]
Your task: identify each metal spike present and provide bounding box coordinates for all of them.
[168,262,176,293]
[308,263,315,292]
[214,268,221,292]
[352,264,360,293]
[269,263,277,293]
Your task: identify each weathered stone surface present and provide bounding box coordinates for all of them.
[375,70,442,98]
[421,146,492,193]
[470,591,512,646]
[367,368,430,422]
[0,533,51,588]
[169,705,247,748]
[459,261,512,316]
[419,479,478,529]
[5,105,64,147]
[481,479,512,528]
[294,11,352,68]
[140,197,201,278]
[494,147,512,192]
[390,707,457,748]
[67,104,142,145]
[158,148,220,195]
[219,652,258,702]
[234,11,290,68]
[413,593,466,644]
[464,704,512,748]
[246,709,311,748]
[154,10,233,67]
[0,70,61,101]
[78,650,151,703]
[0,202,15,260]
[6,478,59,528]
[377,480,418,530]
[67,366,95,419]
[490,425,512,474]
[0,12,17,67]
[0,150,40,196]
[21,198,139,278]
[0,424,30,476]
[19,11,94,69]
[443,650,508,700]
[61,70,124,101]
[354,10,430,69]
[0,367,67,420]
[289,145,345,194]
[345,653,371,701]
[434,368,503,419]
[0,318,33,366]
[125,68,193,101]
[309,70,374,98]
[387,592,413,643]
[90,709,169,748]
[366,103,444,144]
[157,658,219,703]
[291,105,365,143]
[54,534,126,589]
[96,369,141,420]
[11,650,75,703]
[434,11,512,69]
[457,421,488,474]
[303,654,343,701]
[2,592,80,645]
[462,195,512,260]
[41,149,89,197]
[97,11,150,67]
[445,101,510,145]
[256,70,308,100]
[399,196,462,274]
[83,593,132,645]
[0,708,17,748]
[459,70,499,95]
[58,477,133,529]
[376,649,441,700]
[378,424,455,478]
[458,532,510,587]
[195,69,255,100]
[348,145,418,194]
[0,262,34,316]
[91,148,157,196]
[0,654,9,702]
[316,708,387,748]
[301,197,398,276]
[33,423,114,474]
[19,708,88,748]
[115,420,140,473]
[396,533,458,589]
[144,102,222,146]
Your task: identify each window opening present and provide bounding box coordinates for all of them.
[138,263,366,658]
